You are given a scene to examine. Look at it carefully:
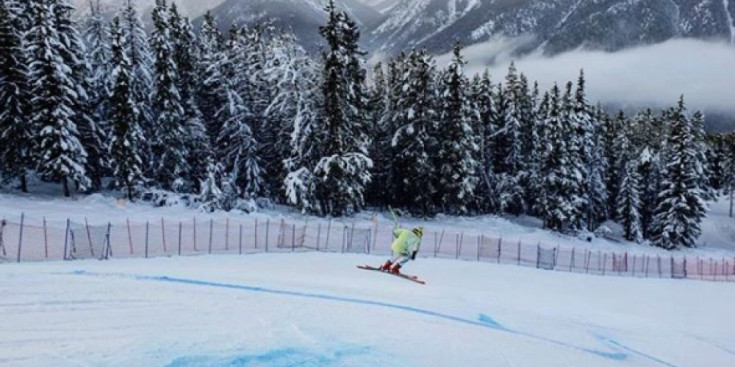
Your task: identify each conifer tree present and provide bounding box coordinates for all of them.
[618,160,643,243]
[27,0,90,196]
[473,69,498,213]
[120,0,153,163]
[108,16,145,200]
[197,10,224,144]
[365,62,392,206]
[83,0,111,127]
[650,97,707,249]
[0,0,34,192]
[436,43,478,215]
[311,0,372,216]
[495,62,525,215]
[391,49,439,215]
[149,0,188,191]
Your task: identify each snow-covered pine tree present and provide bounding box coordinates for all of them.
[472,69,499,213]
[312,0,372,216]
[539,84,576,231]
[617,160,643,243]
[436,43,479,215]
[149,0,189,191]
[650,97,707,249]
[283,55,323,214]
[603,111,627,220]
[365,62,392,207]
[167,3,197,106]
[559,81,587,230]
[495,62,525,215]
[691,111,717,202]
[530,89,551,217]
[390,49,439,215]
[586,104,608,229]
[629,109,663,238]
[27,0,90,196]
[50,0,106,191]
[166,3,210,191]
[197,10,224,145]
[108,16,145,200]
[264,32,320,204]
[119,0,154,164]
[83,0,110,130]
[0,0,34,192]
[209,27,264,200]
[573,71,605,230]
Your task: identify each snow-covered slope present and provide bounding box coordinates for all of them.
[1,253,733,367]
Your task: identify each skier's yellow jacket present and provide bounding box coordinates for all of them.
[391,227,421,255]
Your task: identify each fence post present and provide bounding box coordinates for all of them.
[433,231,437,258]
[178,222,182,256]
[683,257,688,278]
[238,224,243,255]
[585,249,590,274]
[455,233,460,259]
[126,218,134,255]
[16,213,24,263]
[193,217,198,252]
[85,217,94,256]
[517,240,521,266]
[104,223,113,259]
[254,219,258,249]
[645,256,650,278]
[657,256,662,278]
[208,219,214,254]
[498,237,502,263]
[225,218,230,251]
[316,222,321,251]
[265,219,270,253]
[144,221,150,259]
[161,218,167,253]
[292,223,296,252]
[324,219,331,251]
[63,219,70,260]
[43,217,49,260]
[570,247,575,271]
[477,235,481,262]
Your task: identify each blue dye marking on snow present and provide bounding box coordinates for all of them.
[71,271,678,366]
[477,313,507,330]
[596,335,684,367]
[165,346,374,367]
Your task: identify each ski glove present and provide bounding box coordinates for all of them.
[411,251,417,260]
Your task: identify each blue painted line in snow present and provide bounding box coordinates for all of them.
[596,335,682,367]
[70,271,684,366]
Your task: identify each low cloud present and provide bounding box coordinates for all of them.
[442,38,735,116]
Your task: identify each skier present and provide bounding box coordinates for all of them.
[380,224,424,275]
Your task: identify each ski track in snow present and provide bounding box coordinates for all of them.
[69,270,683,367]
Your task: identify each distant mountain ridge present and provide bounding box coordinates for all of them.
[74,0,735,57]
[367,0,735,55]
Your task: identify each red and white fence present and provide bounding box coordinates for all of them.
[1,213,733,282]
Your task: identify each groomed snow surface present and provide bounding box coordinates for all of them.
[0,253,734,367]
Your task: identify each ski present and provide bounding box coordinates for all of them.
[357,265,426,285]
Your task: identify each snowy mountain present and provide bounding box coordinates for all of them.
[367,0,735,55]
[198,0,383,53]
[72,0,226,18]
